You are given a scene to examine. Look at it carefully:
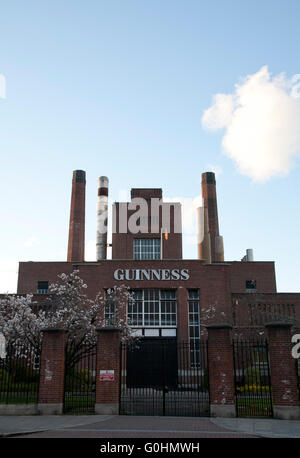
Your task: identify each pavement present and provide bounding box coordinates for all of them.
[0,415,300,438]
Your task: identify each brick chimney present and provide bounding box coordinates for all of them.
[67,170,86,262]
[200,172,224,262]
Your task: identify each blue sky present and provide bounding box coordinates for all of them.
[1,0,300,292]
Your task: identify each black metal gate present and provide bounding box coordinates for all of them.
[233,338,273,417]
[63,341,96,414]
[0,341,40,405]
[120,338,210,416]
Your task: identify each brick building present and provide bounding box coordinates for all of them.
[16,170,300,343]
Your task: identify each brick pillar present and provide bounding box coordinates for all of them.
[206,324,236,417]
[177,287,189,342]
[38,328,67,415]
[95,327,121,415]
[265,322,300,420]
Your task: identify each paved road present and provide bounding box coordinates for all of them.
[0,415,300,438]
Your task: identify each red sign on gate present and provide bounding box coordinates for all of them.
[99,370,115,381]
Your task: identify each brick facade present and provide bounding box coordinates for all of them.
[3,171,300,418]
[95,327,121,415]
[38,328,67,415]
[206,324,236,417]
[17,259,283,337]
[266,322,300,419]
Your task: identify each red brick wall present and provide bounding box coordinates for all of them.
[232,293,300,338]
[15,259,288,340]
[38,329,67,405]
[207,325,235,406]
[229,261,276,293]
[17,262,73,294]
[266,323,299,407]
[95,328,120,406]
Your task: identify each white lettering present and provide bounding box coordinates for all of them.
[125,269,135,280]
[141,269,151,280]
[180,268,190,280]
[113,268,124,281]
[151,269,161,280]
[113,268,190,281]
[171,269,180,280]
[128,198,148,234]
[292,334,300,359]
[162,269,170,280]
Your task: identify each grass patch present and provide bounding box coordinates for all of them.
[0,393,38,404]
[236,396,272,417]
[63,395,95,414]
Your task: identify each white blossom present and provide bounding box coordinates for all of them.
[0,270,137,368]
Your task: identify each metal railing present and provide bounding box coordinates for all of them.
[233,337,273,417]
[120,339,210,417]
[63,341,97,414]
[0,341,40,405]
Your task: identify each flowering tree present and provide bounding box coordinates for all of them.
[0,294,45,350]
[0,270,136,368]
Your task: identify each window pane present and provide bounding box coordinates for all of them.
[134,239,161,259]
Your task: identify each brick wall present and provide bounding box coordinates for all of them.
[95,327,120,414]
[38,329,67,415]
[229,261,277,293]
[232,293,300,338]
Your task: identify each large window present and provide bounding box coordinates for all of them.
[128,289,177,327]
[188,289,201,367]
[134,238,160,260]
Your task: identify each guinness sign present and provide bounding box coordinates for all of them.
[113,268,190,281]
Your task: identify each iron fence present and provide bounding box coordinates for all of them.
[120,339,210,417]
[0,341,40,405]
[233,338,273,417]
[63,341,97,414]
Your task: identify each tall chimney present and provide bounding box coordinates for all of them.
[67,170,86,262]
[96,176,109,260]
[197,206,211,263]
[200,171,224,262]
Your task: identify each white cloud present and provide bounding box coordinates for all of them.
[202,66,300,182]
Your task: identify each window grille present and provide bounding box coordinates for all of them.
[128,289,176,327]
[188,289,201,367]
[37,281,48,294]
[134,239,160,260]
